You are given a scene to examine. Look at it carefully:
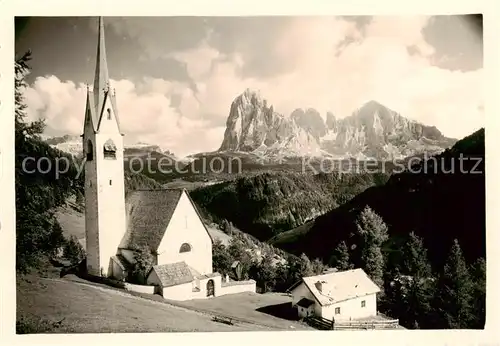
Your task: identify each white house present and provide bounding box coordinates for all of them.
[81,17,255,301]
[290,268,381,322]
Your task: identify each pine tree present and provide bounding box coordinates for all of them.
[15,51,65,272]
[299,253,314,277]
[212,239,233,276]
[15,51,45,138]
[130,245,155,284]
[355,206,389,288]
[330,241,353,271]
[470,257,486,328]
[435,239,474,328]
[255,254,276,292]
[401,232,432,277]
[63,235,86,265]
[395,232,435,329]
[312,258,326,275]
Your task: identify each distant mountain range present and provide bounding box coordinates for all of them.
[47,88,455,165]
[219,89,457,161]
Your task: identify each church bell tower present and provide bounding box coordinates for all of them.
[82,17,126,277]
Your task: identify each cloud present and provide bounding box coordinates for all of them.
[25,76,220,157]
[168,15,483,139]
[27,16,483,157]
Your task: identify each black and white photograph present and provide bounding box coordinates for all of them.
[2,3,495,340]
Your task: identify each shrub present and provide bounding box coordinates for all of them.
[63,235,86,265]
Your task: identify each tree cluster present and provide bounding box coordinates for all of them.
[212,233,326,293]
[339,206,486,329]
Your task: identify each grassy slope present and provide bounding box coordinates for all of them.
[17,274,311,333]
[16,274,265,332]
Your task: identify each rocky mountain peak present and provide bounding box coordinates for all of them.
[218,89,457,160]
[326,112,336,130]
[218,90,320,156]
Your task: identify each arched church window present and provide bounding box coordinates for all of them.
[87,140,94,161]
[107,108,112,120]
[179,243,192,253]
[103,138,117,159]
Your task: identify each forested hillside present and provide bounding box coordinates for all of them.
[272,128,485,269]
[191,171,390,240]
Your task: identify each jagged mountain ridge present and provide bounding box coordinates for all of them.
[219,90,322,157]
[219,89,457,160]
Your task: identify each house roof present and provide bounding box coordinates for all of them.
[150,261,194,288]
[120,188,214,253]
[299,268,380,306]
[297,297,315,308]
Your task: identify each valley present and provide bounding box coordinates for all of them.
[22,79,486,331]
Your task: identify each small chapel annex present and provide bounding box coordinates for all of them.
[81,17,255,301]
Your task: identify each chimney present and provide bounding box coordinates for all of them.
[315,281,323,292]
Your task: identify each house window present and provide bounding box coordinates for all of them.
[107,108,112,120]
[335,307,341,315]
[109,179,112,185]
[179,243,192,253]
[361,300,366,308]
[86,140,94,161]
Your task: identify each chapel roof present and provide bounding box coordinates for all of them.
[298,268,380,307]
[150,261,194,288]
[120,188,213,252]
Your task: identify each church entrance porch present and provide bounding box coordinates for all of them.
[207,279,215,297]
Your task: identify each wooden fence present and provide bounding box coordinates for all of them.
[333,319,400,330]
[305,316,333,330]
[305,316,400,331]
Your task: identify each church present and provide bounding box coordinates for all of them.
[81,17,255,301]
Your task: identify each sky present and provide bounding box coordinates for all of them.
[15,15,483,157]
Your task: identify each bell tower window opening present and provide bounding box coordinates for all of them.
[103,139,117,160]
[86,140,94,161]
[103,150,116,159]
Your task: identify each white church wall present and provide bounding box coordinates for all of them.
[191,276,221,299]
[157,191,212,275]
[219,280,256,296]
[83,117,100,276]
[94,98,127,278]
[161,282,194,301]
[124,282,155,294]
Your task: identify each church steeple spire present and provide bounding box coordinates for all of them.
[93,16,110,114]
